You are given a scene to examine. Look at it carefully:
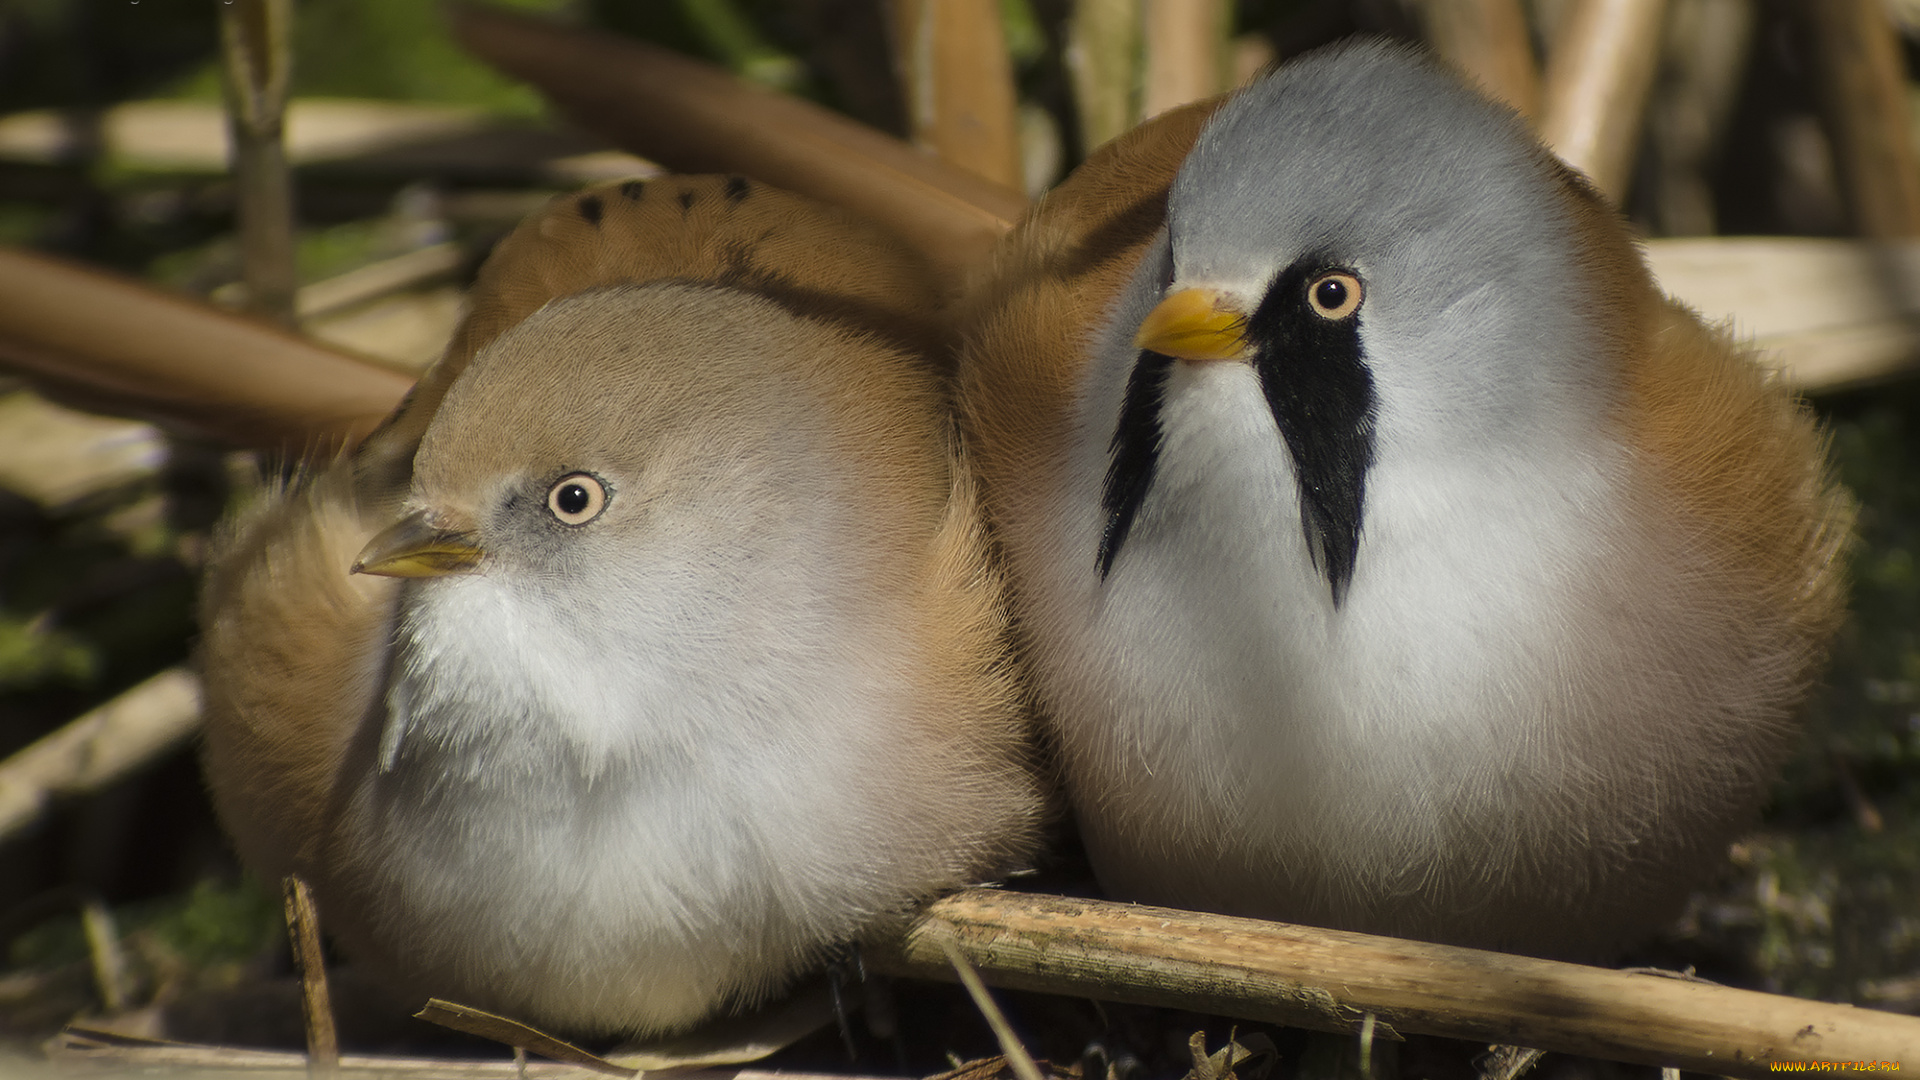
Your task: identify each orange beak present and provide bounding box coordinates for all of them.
[1133,288,1251,362]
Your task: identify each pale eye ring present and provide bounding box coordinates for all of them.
[547,473,608,526]
[1306,271,1364,320]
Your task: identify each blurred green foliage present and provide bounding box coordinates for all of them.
[161,0,574,114]
[588,0,825,101]
[1727,387,1920,1004]
[0,2,220,112]
[8,875,281,978]
[0,614,97,689]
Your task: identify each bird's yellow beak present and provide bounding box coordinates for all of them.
[352,510,484,578]
[1133,288,1250,362]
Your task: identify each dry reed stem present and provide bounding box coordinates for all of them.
[1539,0,1668,202]
[938,940,1045,1080]
[1642,0,1754,236]
[1142,0,1230,119]
[53,1027,900,1080]
[78,899,127,1016]
[1796,0,1920,238]
[892,0,1024,189]
[416,999,637,1077]
[219,0,299,327]
[1065,0,1142,155]
[283,875,340,1077]
[444,1,1022,289]
[0,248,411,451]
[861,889,1920,1077]
[1643,236,1920,388]
[0,668,200,843]
[216,241,466,325]
[1415,0,1543,120]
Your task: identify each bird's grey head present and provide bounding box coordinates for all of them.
[1100,41,1621,603]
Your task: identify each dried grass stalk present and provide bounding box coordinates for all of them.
[53,1026,908,1080]
[284,875,340,1077]
[415,999,637,1077]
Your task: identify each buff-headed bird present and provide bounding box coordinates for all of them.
[200,175,1044,1035]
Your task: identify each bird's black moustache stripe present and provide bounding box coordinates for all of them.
[1098,265,1376,604]
[1249,265,1376,605]
[1097,351,1174,579]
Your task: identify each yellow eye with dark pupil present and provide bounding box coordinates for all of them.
[1307,271,1364,320]
[547,473,607,526]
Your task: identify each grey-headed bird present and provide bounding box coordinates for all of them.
[959,43,1849,958]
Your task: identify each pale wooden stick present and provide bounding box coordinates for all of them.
[937,940,1045,1080]
[860,890,1920,1077]
[1796,0,1920,238]
[891,0,1024,190]
[0,247,411,451]
[215,241,465,323]
[1643,0,1754,236]
[0,668,200,842]
[53,1027,902,1080]
[1142,0,1230,119]
[444,1,1023,286]
[415,1000,636,1077]
[79,898,128,1015]
[1415,0,1543,120]
[1644,235,1920,389]
[219,0,298,327]
[284,875,340,1078]
[1231,34,1275,88]
[1065,0,1142,155]
[1538,0,1668,202]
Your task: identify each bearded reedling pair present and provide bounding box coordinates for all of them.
[199,43,1849,1036]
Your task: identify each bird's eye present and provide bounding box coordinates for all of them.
[1306,271,1364,320]
[546,473,608,526]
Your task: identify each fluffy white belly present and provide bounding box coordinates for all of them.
[330,559,931,1033]
[1029,363,1779,954]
